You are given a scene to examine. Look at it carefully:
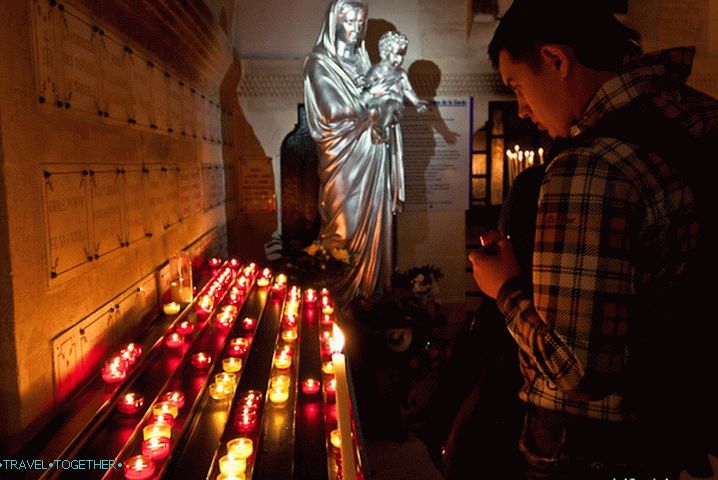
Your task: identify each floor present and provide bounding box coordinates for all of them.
[365,435,444,480]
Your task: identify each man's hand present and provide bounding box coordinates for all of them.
[468,238,520,299]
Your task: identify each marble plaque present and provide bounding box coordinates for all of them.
[161,166,180,227]
[32,0,61,104]
[166,78,183,134]
[132,55,155,127]
[178,165,197,219]
[90,169,124,257]
[144,166,168,235]
[189,165,203,215]
[45,170,91,277]
[197,96,208,140]
[181,86,196,137]
[240,157,275,213]
[151,67,169,131]
[122,167,148,244]
[98,35,132,121]
[57,7,101,114]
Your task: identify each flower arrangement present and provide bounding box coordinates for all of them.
[391,265,443,306]
[275,239,351,286]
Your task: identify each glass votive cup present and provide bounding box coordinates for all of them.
[160,391,185,409]
[143,422,172,441]
[152,401,179,418]
[117,392,144,414]
[219,455,247,476]
[215,372,238,386]
[140,436,171,460]
[222,357,243,373]
[226,437,253,459]
[123,455,155,480]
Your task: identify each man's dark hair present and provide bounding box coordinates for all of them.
[488,0,641,71]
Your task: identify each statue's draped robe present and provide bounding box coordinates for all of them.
[303,0,404,301]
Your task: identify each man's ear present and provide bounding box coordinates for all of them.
[540,44,573,79]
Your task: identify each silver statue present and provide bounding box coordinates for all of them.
[304,0,412,301]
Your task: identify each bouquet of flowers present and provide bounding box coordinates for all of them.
[276,240,351,286]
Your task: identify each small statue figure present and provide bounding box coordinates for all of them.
[363,31,429,143]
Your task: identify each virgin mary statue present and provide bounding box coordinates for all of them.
[304,0,405,302]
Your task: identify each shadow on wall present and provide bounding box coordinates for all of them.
[366,19,396,64]
[220,53,277,261]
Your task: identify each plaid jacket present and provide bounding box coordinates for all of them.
[497,47,718,421]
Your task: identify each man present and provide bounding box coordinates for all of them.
[470,1,718,478]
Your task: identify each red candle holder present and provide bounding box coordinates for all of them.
[148,412,175,427]
[160,390,185,409]
[229,258,240,269]
[175,321,194,335]
[191,352,212,369]
[141,436,171,460]
[301,378,321,395]
[325,377,337,396]
[117,392,144,414]
[283,314,298,328]
[241,317,256,330]
[123,455,155,480]
[228,338,250,357]
[102,359,127,384]
[320,314,334,326]
[120,343,143,365]
[164,332,184,349]
[305,289,317,303]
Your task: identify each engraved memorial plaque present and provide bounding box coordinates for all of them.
[98,35,132,121]
[178,164,195,220]
[240,157,275,213]
[57,8,101,114]
[161,165,180,227]
[44,170,91,277]
[151,67,169,132]
[132,56,155,128]
[166,77,183,134]
[90,169,123,257]
[32,0,61,104]
[122,167,148,244]
[144,166,167,235]
[189,164,203,215]
[181,87,196,137]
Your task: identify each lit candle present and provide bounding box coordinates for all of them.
[330,428,341,450]
[241,317,256,330]
[227,437,254,459]
[271,375,291,389]
[102,358,127,383]
[176,320,194,335]
[228,258,240,268]
[160,391,185,409]
[302,378,321,395]
[209,382,233,400]
[223,357,243,373]
[228,338,250,356]
[305,289,317,303]
[143,422,172,441]
[325,377,336,396]
[191,352,212,369]
[164,332,184,349]
[283,314,297,328]
[216,473,246,480]
[281,328,298,343]
[268,386,289,404]
[163,301,181,315]
[273,352,292,370]
[123,455,155,480]
[219,455,246,476]
[121,343,142,365]
[216,372,238,387]
[141,436,171,460]
[148,412,175,427]
[152,401,179,419]
[320,314,333,326]
[196,294,214,314]
[332,325,357,480]
[118,392,144,414]
[321,361,334,375]
[322,304,334,315]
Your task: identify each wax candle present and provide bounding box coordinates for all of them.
[148,412,175,427]
[176,320,194,335]
[332,325,357,480]
[152,401,179,418]
[256,276,270,287]
[325,377,336,396]
[163,302,181,315]
[271,375,291,389]
[216,313,233,329]
[305,289,317,303]
[273,352,292,370]
[123,455,155,480]
[164,332,184,349]
[209,257,222,267]
[320,314,333,326]
[302,378,321,395]
[121,343,142,365]
[216,473,246,480]
[191,352,212,369]
[117,392,144,414]
[216,372,238,387]
[322,304,335,315]
[283,314,297,328]
[268,386,289,404]
[227,437,253,459]
[321,361,335,375]
[241,317,256,330]
[196,294,214,314]
[141,436,170,460]
[160,391,185,409]
[209,382,233,400]
[143,422,172,441]
[229,258,240,268]
[330,428,341,450]
[102,358,127,383]
[228,338,250,356]
[223,357,242,373]
[281,328,297,343]
[219,455,246,476]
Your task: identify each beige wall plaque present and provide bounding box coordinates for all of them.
[44,170,91,277]
[167,79,183,134]
[239,157,275,213]
[132,56,155,128]
[58,9,101,115]
[181,87,197,137]
[98,35,132,121]
[122,168,148,244]
[90,169,124,257]
[151,68,169,131]
[32,0,61,104]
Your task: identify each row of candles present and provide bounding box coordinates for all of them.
[505,144,545,186]
[114,260,251,479]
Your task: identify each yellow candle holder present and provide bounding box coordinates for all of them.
[143,422,172,441]
[227,437,253,459]
[281,329,298,343]
[152,401,179,419]
[215,372,238,386]
[321,361,334,375]
[209,382,233,400]
[222,357,243,373]
[270,375,291,389]
[219,455,247,476]
[330,428,341,449]
[273,353,292,370]
[216,473,246,480]
[162,302,181,315]
[268,386,289,404]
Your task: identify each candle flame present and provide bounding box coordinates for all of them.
[332,324,345,353]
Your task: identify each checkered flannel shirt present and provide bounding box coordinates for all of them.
[497,47,718,421]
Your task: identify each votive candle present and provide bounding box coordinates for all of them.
[123,455,155,480]
[141,436,170,460]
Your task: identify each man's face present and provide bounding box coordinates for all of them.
[499,49,572,138]
[336,6,366,47]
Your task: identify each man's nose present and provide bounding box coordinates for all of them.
[517,100,532,120]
